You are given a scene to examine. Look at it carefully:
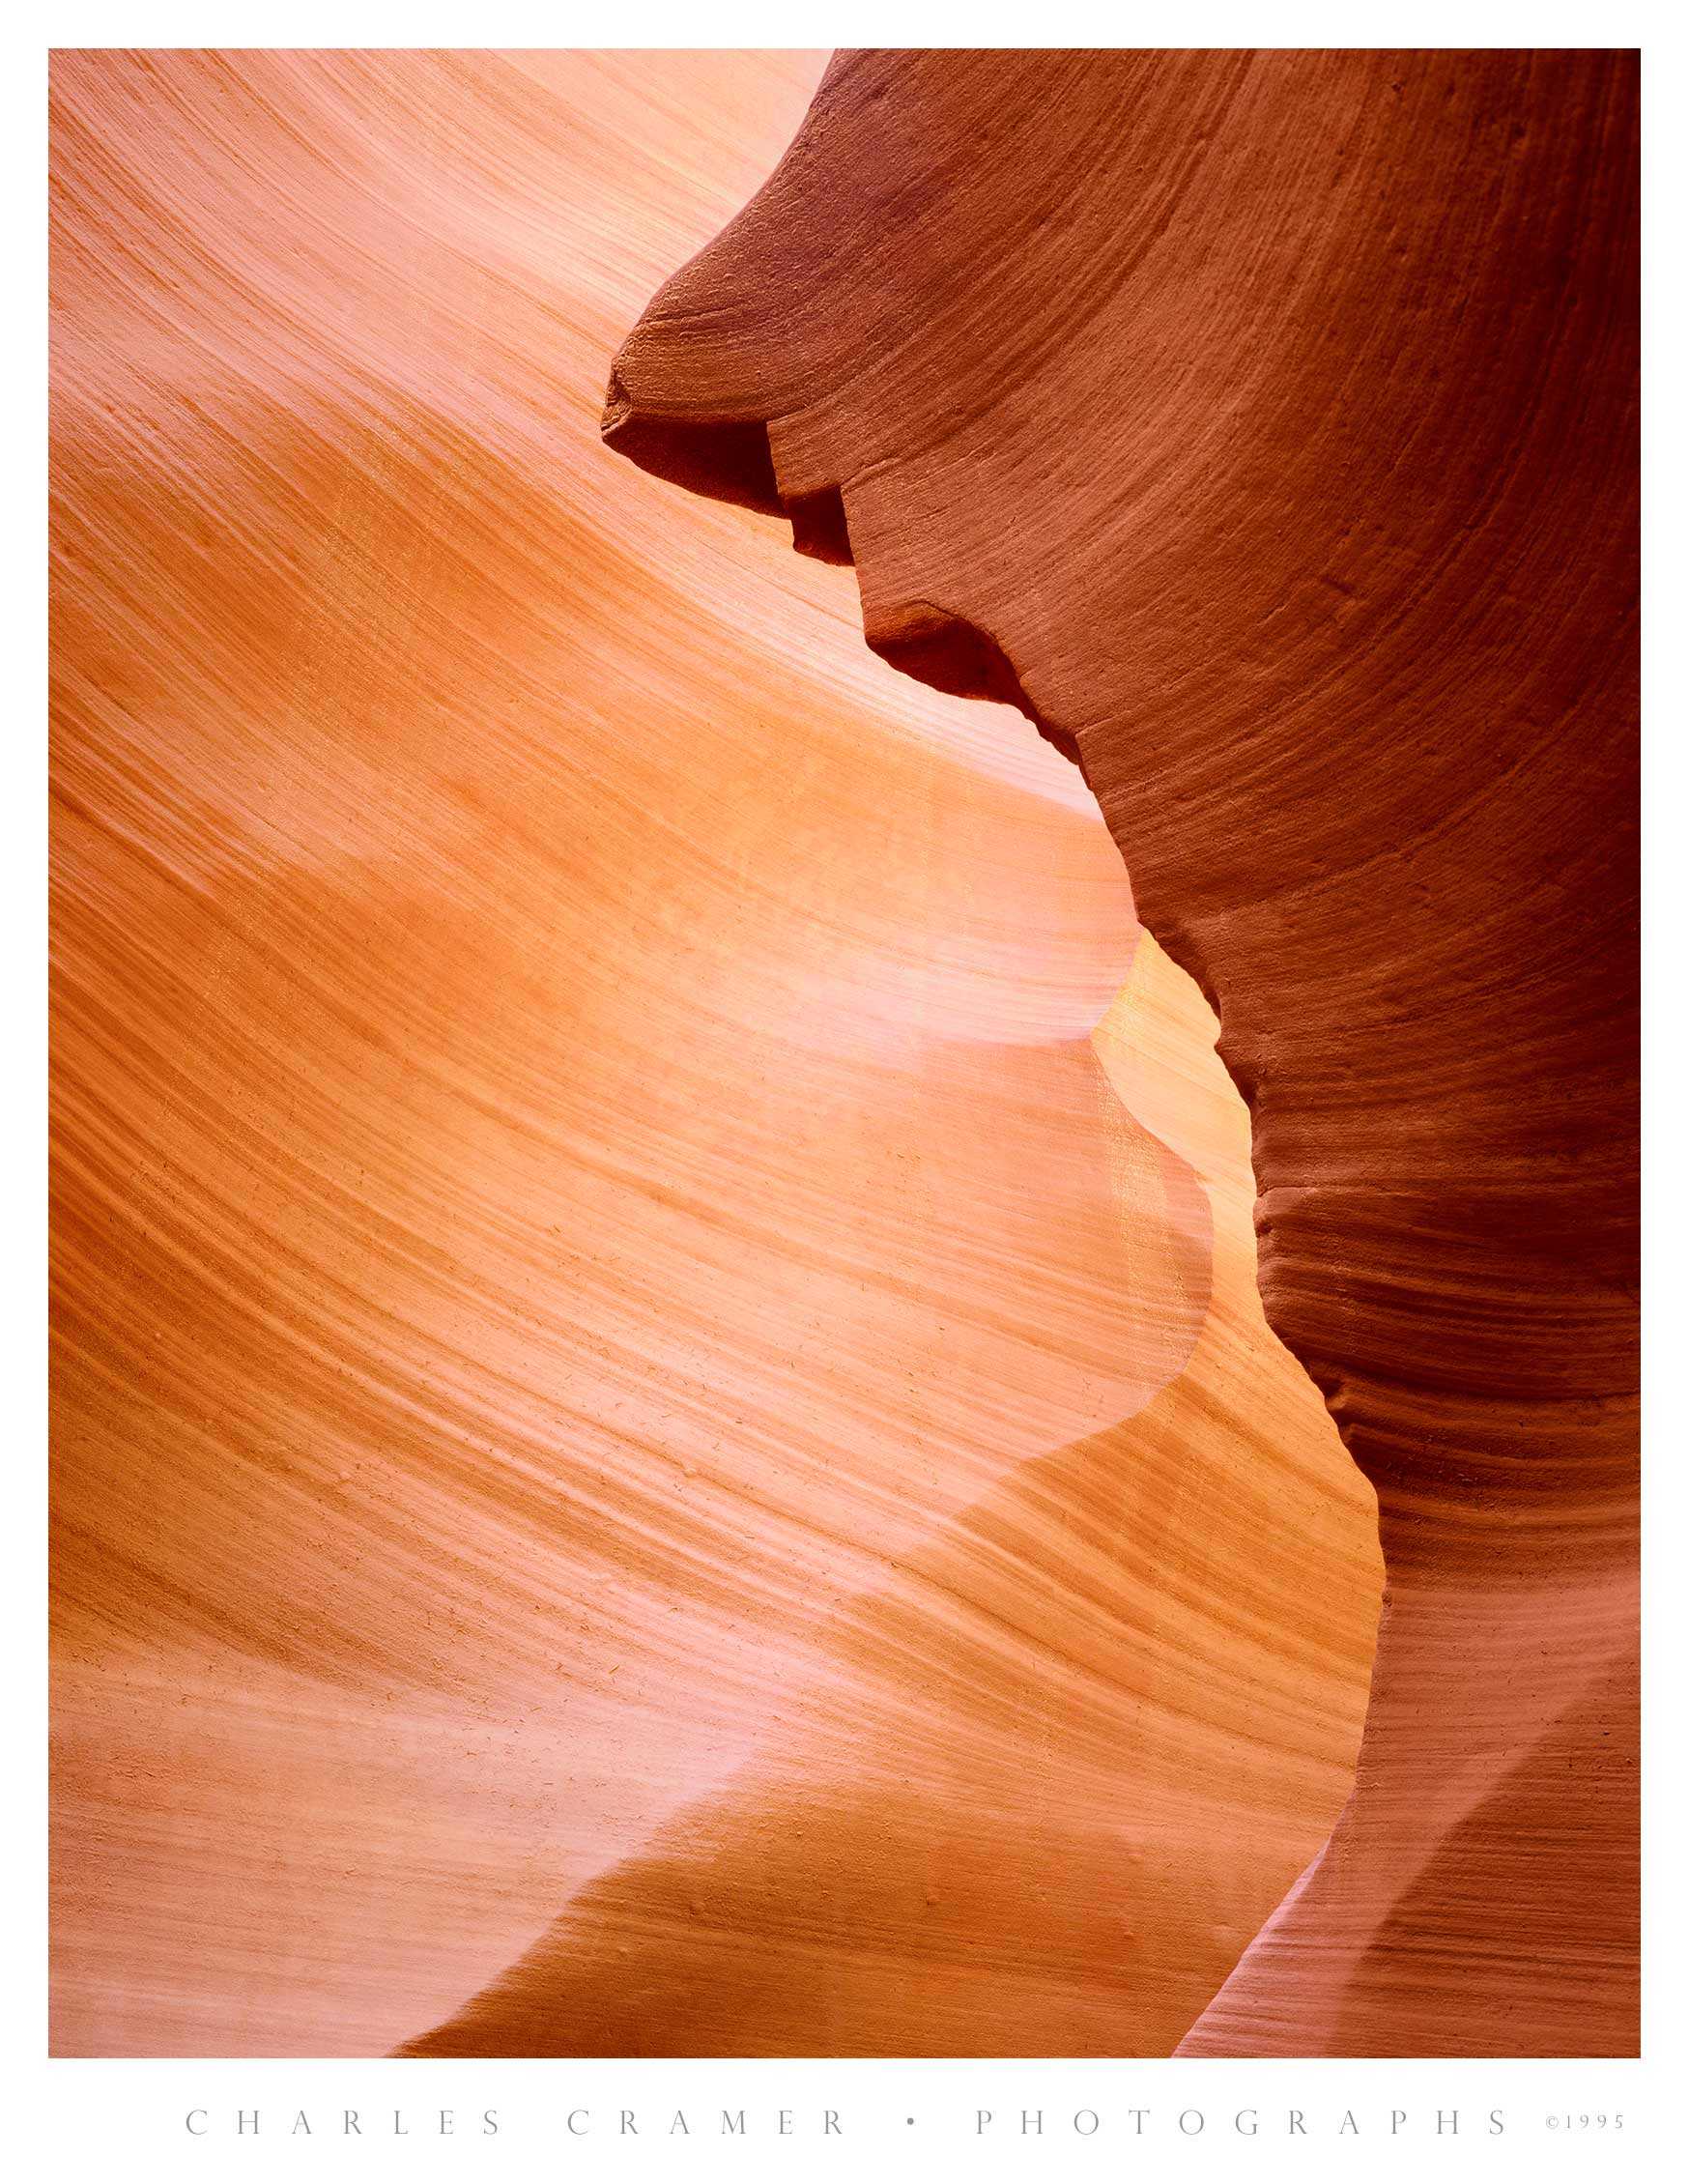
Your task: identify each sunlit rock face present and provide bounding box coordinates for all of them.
[50,49,1379,2057]
[601,50,1638,2056]
[402,937,1379,2056]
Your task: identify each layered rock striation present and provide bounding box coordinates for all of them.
[51,50,1381,2056]
[600,48,1639,2055]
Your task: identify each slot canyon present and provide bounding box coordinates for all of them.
[50,46,1634,2059]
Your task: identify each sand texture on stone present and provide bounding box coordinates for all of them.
[52,50,1382,2057]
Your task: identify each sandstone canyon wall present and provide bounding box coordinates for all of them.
[51,51,1382,2057]
[599,48,1640,2056]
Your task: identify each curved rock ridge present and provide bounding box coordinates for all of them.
[601,49,1639,2055]
[401,933,1382,2056]
[50,51,1380,2057]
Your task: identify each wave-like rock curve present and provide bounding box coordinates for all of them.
[599,48,1639,2056]
[51,50,1383,2057]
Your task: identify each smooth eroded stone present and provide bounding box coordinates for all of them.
[599,48,1638,2056]
[51,51,1382,2057]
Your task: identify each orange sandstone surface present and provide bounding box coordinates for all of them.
[51,49,1385,2058]
[598,49,1639,2057]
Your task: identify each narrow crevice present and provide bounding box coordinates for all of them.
[784,484,853,565]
